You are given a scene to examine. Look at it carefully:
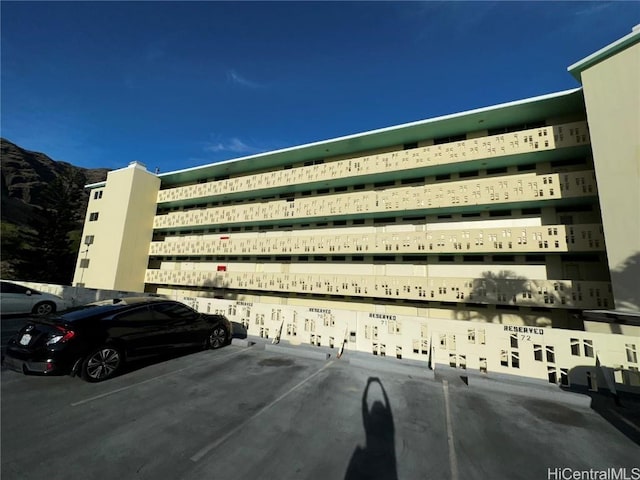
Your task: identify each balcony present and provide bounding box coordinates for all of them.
[149,223,605,257]
[153,170,598,231]
[156,121,590,206]
[144,268,612,310]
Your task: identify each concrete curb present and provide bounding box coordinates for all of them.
[265,344,331,361]
[469,376,593,408]
[433,364,592,408]
[348,355,436,380]
[231,338,253,348]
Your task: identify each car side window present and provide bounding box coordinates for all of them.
[113,306,152,322]
[150,303,199,321]
[1,282,29,294]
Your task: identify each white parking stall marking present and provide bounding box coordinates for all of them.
[190,360,334,462]
[443,380,459,480]
[71,348,247,407]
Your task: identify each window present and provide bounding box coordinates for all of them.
[459,170,479,178]
[479,357,487,373]
[511,352,520,369]
[570,338,580,356]
[93,190,103,200]
[489,210,511,217]
[517,163,536,172]
[467,329,475,344]
[500,350,508,367]
[89,212,99,222]
[627,344,638,364]
[550,157,587,168]
[84,235,95,245]
[401,177,424,185]
[534,344,543,361]
[510,334,518,349]
[151,302,198,321]
[0,281,30,294]
[79,259,90,268]
[583,339,594,358]
[433,133,465,145]
[486,166,508,175]
[477,328,486,345]
[115,306,151,322]
[374,180,395,188]
[546,346,555,363]
[522,207,542,215]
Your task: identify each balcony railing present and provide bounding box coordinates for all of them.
[144,269,612,310]
[149,223,604,256]
[157,121,590,204]
[153,170,598,230]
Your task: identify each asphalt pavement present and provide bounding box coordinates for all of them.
[1,333,638,480]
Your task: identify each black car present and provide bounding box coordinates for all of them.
[2,297,232,382]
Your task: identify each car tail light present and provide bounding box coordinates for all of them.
[46,326,76,345]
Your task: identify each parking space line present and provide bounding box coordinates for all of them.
[70,348,247,407]
[191,360,334,462]
[442,380,459,480]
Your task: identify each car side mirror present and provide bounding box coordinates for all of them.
[25,290,32,296]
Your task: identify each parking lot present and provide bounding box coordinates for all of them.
[2,319,639,480]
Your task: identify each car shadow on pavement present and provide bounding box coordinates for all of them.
[344,377,398,480]
[115,345,226,378]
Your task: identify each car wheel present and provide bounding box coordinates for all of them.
[81,346,122,382]
[208,326,228,349]
[32,301,55,316]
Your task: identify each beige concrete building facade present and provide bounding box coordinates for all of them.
[74,28,640,390]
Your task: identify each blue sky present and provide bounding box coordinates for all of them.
[1,1,638,173]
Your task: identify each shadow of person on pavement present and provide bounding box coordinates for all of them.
[345,377,397,480]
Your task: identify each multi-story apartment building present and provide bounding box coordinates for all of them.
[73,27,639,390]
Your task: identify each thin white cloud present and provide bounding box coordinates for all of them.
[226,69,263,89]
[203,137,261,154]
[407,1,500,39]
[573,2,614,17]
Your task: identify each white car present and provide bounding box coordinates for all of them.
[0,281,67,315]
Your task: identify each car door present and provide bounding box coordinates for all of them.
[0,281,36,314]
[149,302,204,348]
[106,305,172,356]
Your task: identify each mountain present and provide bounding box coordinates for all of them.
[1,138,109,226]
[1,138,110,283]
